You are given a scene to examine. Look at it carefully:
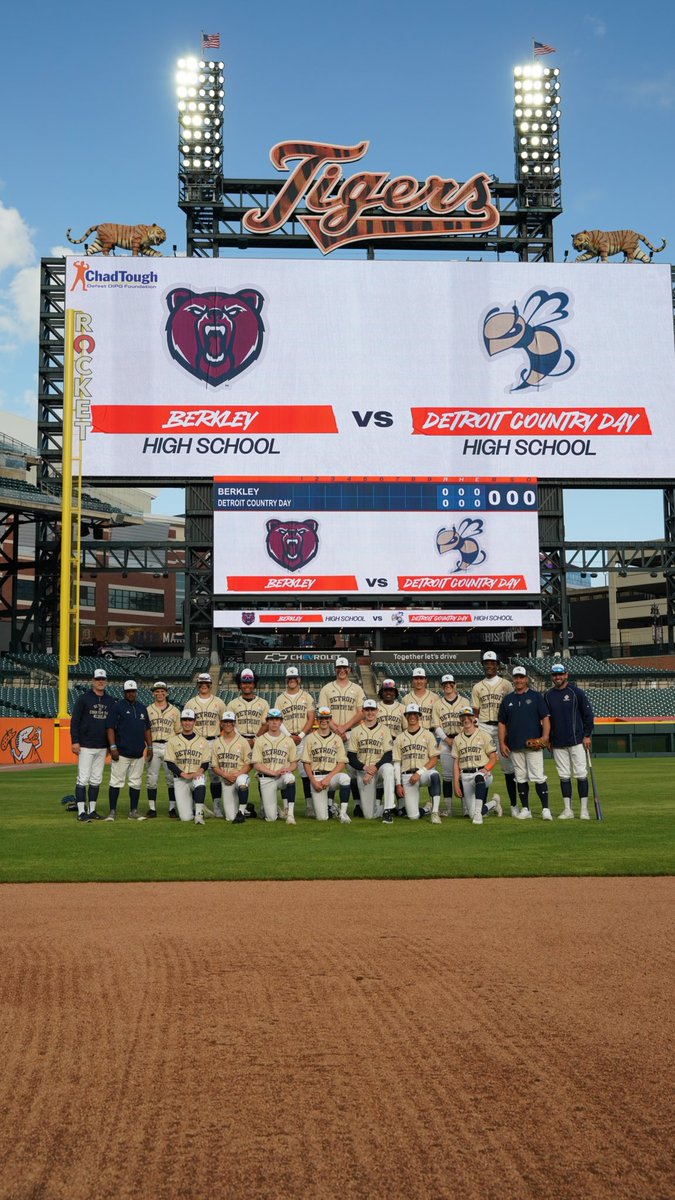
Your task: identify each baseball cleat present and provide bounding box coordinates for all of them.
[88,811,103,821]
[127,811,146,821]
[472,813,483,825]
[339,814,352,824]
[542,808,553,821]
[441,807,452,818]
[492,793,503,817]
[194,813,205,826]
[232,812,246,824]
[430,812,442,825]
[104,812,116,821]
[382,810,394,824]
[213,805,224,819]
[145,810,157,819]
[580,811,591,820]
[286,813,296,825]
[516,808,533,819]
[353,803,364,818]
[510,806,520,817]
[168,808,178,818]
[558,809,575,819]
[77,812,91,822]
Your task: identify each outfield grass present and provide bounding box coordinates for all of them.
[1,759,674,883]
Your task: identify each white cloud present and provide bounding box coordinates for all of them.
[584,14,607,38]
[0,201,34,273]
[624,72,675,110]
[9,266,40,336]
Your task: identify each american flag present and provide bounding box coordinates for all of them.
[533,40,556,56]
[202,32,221,50]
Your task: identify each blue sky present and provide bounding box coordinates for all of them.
[0,0,672,540]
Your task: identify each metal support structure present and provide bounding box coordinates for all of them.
[184,483,214,655]
[663,486,675,651]
[537,485,567,652]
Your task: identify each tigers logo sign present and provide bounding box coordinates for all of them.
[243,140,499,254]
[165,287,265,385]
[266,520,319,572]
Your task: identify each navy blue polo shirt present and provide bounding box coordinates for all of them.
[71,689,116,749]
[498,687,549,750]
[108,697,151,759]
[545,683,594,748]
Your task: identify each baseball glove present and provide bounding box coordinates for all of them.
[525,737,548,750]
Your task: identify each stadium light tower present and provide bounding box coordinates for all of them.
[176,55,225,207]
[513,62,562,260]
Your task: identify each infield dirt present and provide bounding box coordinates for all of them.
[1,878,672,1199]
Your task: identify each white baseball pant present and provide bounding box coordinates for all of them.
[509,748,546,784]
[76,746,107,787]
[459,770,493,820]
[110,754,145,790]
[480,723,514,776]
[145,742,173,790]
[258,773,295,822]
[173,774,206,821]
[552,744,587,781]
[310,772,351,821]
[399,769,440,820]
[220,774,250,821]
[438,740,468,815]
[357,763,396,818]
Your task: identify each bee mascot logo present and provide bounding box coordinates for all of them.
[266,520,319,572]
[482,288,576,392]
[436,519,487,573]
[165,287,265,385]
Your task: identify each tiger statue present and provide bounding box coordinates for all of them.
[66,222,166,256]
[572,229,667,264]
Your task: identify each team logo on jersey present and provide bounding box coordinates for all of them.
[436,519,487,572]
[266,519,319,572]
[482,288,576,392]
[242,611,256,626]
[165,287,265,386]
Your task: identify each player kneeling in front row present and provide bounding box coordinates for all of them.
[303,707,352,822]
[210,711,252,823]
[452,708,502,825]
[164,709,211,824]
[348,699,396,820]
[252,709,297,824]
[392,704,442,822]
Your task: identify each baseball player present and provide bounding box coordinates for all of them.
[105,680,152,821]
[392,703,442,822]
[70,667,115,822]
[451,708,502,825]
[188,672,227,816]
[210,711,252,823]
[472,651,518,816]
[376,678,407,739]
[302,707,352,822]
[401,667,440,730]
[164,709,211,823]
[252,708,297,823]
[347,699,396,820]
[145,681,182,818]
[545,663,595,820]
[274,666,316,812]
[432,674,472,815]
[318,657,366,807]
[498,666,552,820]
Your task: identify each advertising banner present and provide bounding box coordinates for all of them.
[213,610,542,629]
[0,718,54,766]
[65,258,675,480]
[213,478,540,596]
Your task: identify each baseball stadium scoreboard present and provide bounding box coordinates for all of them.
[212,477,540,596]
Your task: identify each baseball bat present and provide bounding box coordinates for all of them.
[585,747,603,821]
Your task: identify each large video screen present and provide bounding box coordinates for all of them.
[212,477,540,596]
[65,258,675,479]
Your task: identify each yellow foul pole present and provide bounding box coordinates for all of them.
[55,308,76,758]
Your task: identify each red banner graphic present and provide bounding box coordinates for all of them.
[257,613,324,622]
[227,576,359,592]
[91,406,338,435]
[412,407,652,436]
[398,576,526,592]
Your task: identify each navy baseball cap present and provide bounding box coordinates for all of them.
[551,663,567,674]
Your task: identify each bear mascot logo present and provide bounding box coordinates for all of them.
[165,287,265,385]
[266,520,319,572]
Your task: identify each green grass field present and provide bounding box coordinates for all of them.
[2,759,674,883]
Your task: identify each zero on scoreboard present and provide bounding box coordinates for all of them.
[214,478,539,513]
[437,483,538,510]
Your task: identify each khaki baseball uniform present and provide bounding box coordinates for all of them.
[400,689,440,729]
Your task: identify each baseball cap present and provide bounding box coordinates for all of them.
[181,708,196,720]
[363,699,378,710]
[405,703,421,715]
[551,663,567,674]
[317,706,332,718]
[512,666,527,677]
[220,711,236,722]
[286,666,300,676]
[412,667,426,677]
[124,679,138,690]
[335,656,349,667]
[382,678,396,689]
[441,674,455,684]
[152,680,168,691]
[268,708,283,719]
[198,672,212,683]
[459,705,474,717]
[483,651,498,661]
[240,668,255,680]
[93,668,107,679]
